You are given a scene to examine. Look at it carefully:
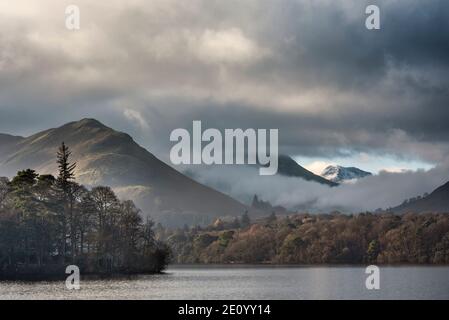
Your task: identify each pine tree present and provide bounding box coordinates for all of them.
[56,142,76,194]
[241,211,251,227]
[56,142,77,262]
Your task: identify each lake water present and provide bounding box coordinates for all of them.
[0,265,448,300]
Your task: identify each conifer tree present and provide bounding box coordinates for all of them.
[56,142,76,194]
[56,142,77,261]
[241,211,251,227]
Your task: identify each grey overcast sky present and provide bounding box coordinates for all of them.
[1,0,449,174]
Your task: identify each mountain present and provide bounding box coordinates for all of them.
[0,119,246,226]
[321,165,372,183]
[390,181,449,214]
[277,155,338,186]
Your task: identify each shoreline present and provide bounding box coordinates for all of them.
[168,263,449,268]
[2,263,447,282]
[0,272,166,282]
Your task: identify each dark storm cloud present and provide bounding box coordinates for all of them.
[1,0,449,164]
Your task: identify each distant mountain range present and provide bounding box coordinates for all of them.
[2,119,446,223]
[277,155,338,186]
[390,180,449,214]
[0,119,246,226]
[321,165,372,183]
[0,120,338,225]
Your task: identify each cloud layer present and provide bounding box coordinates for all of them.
[1,0,448,206]
[186,161,449,212]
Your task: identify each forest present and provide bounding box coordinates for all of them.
[158,211,449,265]
[1,142,448,281]
[0,143,169,279]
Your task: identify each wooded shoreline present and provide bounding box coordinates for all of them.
[0,266,167,281]
[0,143,170,280]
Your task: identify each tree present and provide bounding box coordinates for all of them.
[7,169,56,267]
[90,186,120,262]
[119,200,142,267]
[56,142,76,194]
[0,177,10,207]
[241,211,251,227]
[56,142,78,262]
[78,191,96,255]
[366,240,380,263]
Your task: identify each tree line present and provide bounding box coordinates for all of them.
[0,143,169,279]
[158,211,449,264]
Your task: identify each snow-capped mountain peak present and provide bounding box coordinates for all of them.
[321,165,372,183]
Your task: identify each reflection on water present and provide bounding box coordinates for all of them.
[0,265,448,300]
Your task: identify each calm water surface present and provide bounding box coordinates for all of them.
[0,265,448,300]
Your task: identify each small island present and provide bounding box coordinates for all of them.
[0,143,170,280]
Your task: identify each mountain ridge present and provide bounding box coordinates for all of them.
[0,118,247,226]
